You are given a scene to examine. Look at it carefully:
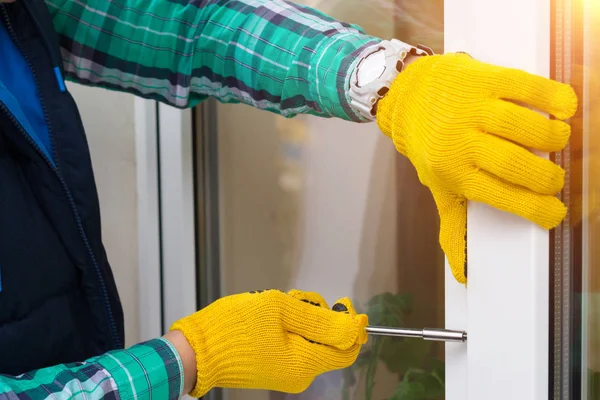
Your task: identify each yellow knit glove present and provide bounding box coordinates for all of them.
[170,289,368,397]
[377,53,578,284]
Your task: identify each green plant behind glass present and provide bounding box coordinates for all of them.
[344,292,444,400]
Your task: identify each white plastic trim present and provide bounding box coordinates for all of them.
[157,105,197,330]
[135,98,162,341]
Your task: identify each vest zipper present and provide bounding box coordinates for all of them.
[0,7,121,349]
[21,0,66,93]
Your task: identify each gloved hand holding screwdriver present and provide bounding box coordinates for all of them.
[169,290,368,397]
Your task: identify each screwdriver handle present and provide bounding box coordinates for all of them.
[366,326,467,342]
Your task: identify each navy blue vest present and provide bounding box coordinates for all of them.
[0,0,125,374]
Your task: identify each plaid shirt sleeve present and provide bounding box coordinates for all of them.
[0,338,184,399]
[44,0,381,122]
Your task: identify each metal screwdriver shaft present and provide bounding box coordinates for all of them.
[366,326,467,342]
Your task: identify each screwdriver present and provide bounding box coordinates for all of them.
[366,326,467,342]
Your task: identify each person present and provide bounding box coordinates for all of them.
[0,0,577,398]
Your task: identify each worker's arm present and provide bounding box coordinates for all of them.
[0,336,188,400]
[0,290,366,399]
[45,0,379,121]
[44,1,579,286]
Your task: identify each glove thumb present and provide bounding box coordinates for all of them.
[431,189,468,284]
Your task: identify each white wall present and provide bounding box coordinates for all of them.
[68,83,140,347]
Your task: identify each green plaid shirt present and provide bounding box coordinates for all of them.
[1,0,379,398]
[48,0,380,121]
[0,339,183,399]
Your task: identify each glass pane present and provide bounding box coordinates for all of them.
[212,1,444,399]
[551,0,600,398]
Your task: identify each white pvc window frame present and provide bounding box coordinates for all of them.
[445,0,551,399]
[134,98,163,341]
[155,104,197,330]
[135,100,197,340]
